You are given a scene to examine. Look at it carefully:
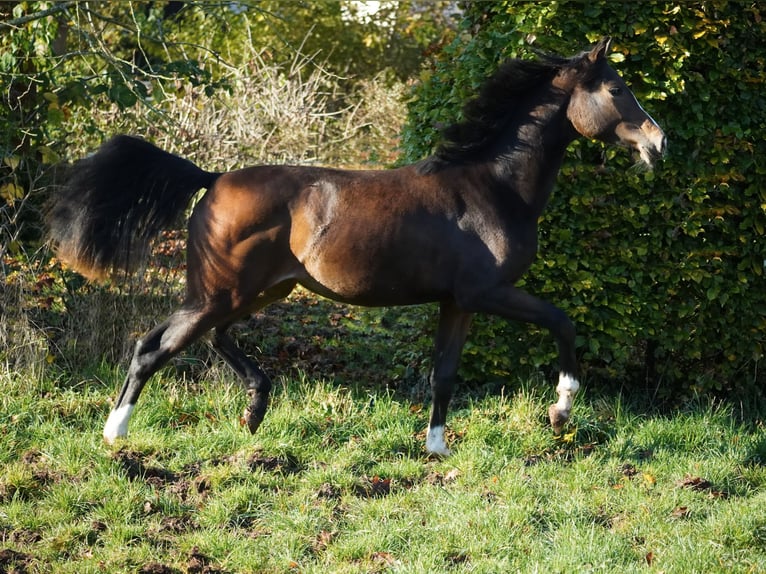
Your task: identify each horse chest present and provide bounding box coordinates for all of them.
[458,206,538,274]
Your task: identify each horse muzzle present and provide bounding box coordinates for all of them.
[617,120,666,168]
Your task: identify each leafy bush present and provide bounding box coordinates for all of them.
[0,3,409,371]
[401,1,765,400]
[1,1,432,255]
[71,51,407,170]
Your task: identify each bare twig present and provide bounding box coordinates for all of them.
[0,1,75,31]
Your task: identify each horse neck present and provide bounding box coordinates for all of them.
[486,91,577,217]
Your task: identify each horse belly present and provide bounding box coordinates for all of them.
[296,230,454,306]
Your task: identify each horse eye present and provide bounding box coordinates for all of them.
[609,87,623,96]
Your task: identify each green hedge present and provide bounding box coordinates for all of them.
[401,1,765,399]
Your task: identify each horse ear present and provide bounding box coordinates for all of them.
[588,37,612,63]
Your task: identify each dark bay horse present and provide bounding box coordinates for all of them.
[48,38,665,455]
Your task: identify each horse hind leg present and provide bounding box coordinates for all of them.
[210,281,296,434]
[211,328,272,434]
[103,305,218,443]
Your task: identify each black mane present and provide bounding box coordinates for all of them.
[418,50,585,173]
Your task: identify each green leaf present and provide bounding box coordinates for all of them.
[108,83,139,109]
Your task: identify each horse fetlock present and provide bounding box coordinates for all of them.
[103,404,134,444]
[549,372,579,434]
[425,425,452,457]
[555,373,579,409]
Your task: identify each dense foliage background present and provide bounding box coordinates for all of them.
[0,0,450,375]
[1,5,764,572]
[402,1,765,401]
[1,1,764,406]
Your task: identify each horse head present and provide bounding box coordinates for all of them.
[561,37,667,167]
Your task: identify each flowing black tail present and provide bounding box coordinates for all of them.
[47,135,220,279]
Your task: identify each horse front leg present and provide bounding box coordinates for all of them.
[459,285,579,434]
[426,300,473,456]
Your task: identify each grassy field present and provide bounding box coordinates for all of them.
[1,327,764,574]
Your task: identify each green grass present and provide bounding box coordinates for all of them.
[1,361,764,574]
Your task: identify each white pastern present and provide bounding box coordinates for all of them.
[103,404,135,444]
[555,372,580,412]
[425,425,451,457]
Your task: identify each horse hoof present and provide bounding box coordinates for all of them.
[242,400,268,434]
[427,446,452,458]
[240,391,269,434]
[240,408,261,434]
[548,403,570,435]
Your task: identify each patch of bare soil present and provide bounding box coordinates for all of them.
[112,448,179,485]
[0,449,67,503]
[0,548,34,574]
[0,528,42,546]
[186,547,229,574]
[137,547,230,574]
[139,563,181,574]
[246,451,304,475]
[353,476,392,498]
[677,475,729,499]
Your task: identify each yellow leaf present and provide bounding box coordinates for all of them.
[643,473,656,486]
[0,182,24,204]
[3,155,20,170]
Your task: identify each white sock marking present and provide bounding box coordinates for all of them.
[555,372,580,412]
[103,404,134,444]
[426,425,451,456]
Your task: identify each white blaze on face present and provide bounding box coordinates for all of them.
[103,404,134,444]
[631,95,666,166]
